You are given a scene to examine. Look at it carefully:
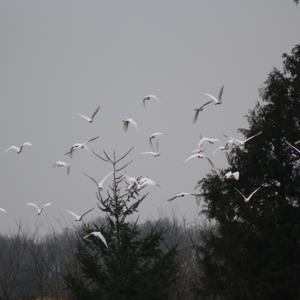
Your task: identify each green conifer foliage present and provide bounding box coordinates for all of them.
[195,45,300,300]
[65,147,177,300]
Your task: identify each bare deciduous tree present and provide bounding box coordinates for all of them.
[0,224,28,300]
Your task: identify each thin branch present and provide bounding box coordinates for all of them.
[103,150,111,162]
[115,146,135,164]
[116,160,134,172]
[92,150,108,162]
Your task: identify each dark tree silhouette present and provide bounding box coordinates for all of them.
[195,45,300,300]
[65,147,178,300]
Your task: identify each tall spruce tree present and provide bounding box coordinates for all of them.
[65,147,177,300]
[195,45,300,300]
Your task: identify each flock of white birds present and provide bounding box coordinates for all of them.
[2,89,300,248]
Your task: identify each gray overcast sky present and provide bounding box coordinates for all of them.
[0,0,299,234]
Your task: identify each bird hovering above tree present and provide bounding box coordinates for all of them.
[84,231,108,248]
[224,131,262,147]
[185,153,215,169]
[26,202,52,216]
[225,171,240,180]
[65,208,94,222]
[84,172,113,191]
[65,136,100,158]
[234,187,261,202]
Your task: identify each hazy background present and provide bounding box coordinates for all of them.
[0,0,299,234]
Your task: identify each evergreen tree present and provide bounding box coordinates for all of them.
[195,45,300,299]
[65,147,177,300]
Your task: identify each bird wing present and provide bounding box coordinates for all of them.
[22,142,32,147]
[224,171,232,178]
[248,187,261,200]
[167,195,179,202]
[5,146,19,152]
[91,105,100,120]
[218,85,224,101]
[0,208,7,213]
[84,231,108,248]
[197,137,207,149]
[128,119,138,128]
[185,154,199,162]
[80,208,94,218]
[193,109,200,124]
[53,161,60,168]
[26,202,40,212]
[93,232,108,248]
[42,202,52,209]
[201,100,214,109]
[87,136,100,143]
[84,173,99,186]
[123,120,129,131]
[78,113,91,122]
[149,136,154,149]
[141,151,156,155]
[232,171,240,180]
[65,210,80,220]
[203,93,218,103]
[143,177,158,186]
[144,95,159,103]
[234,188,246,200]
[99,172,113,186]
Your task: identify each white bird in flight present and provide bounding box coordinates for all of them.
[149,132,165,149]
[65,208,94,222]
[65,136,100,158]
[213,145,228,154]
[168,192,200,202]
[84,172,113,190]
[0,208,7,213]
[141,151,160,158]
[26,202,52,216]
[123,118,138,132]
[84,231,108,248]
[193,101,215,123]
[225,171,240,180]
[197,136,220,149]
[234,187,261,202]
[137,176,161,189]
[185,153,215,169]
[225,131,262,147]
[124,175,140,191]
[143,95,160,107]
[78,105,100,123]
[203,85,224,105]
[53,161,71,175]
[5,142,32,154]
